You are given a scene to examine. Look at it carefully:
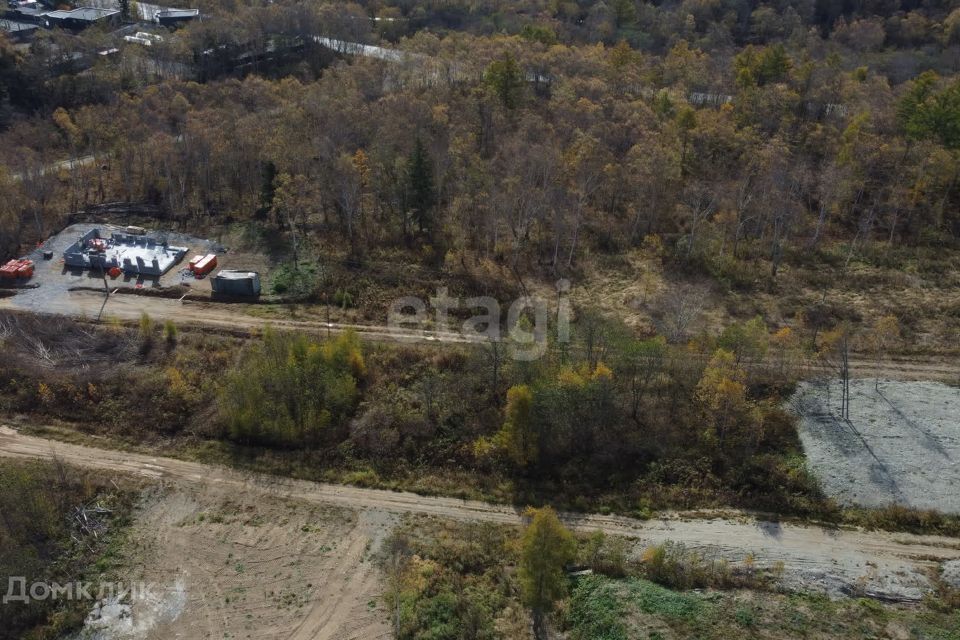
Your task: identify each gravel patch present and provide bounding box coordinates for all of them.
[791,380,960,513]
[941,560,960,589]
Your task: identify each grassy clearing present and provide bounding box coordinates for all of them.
[0,459,137,640]
[382,516,960,640]
[566,575,960,640]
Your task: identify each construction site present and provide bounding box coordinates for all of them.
[0,223,264,317]
[62,227,189,277]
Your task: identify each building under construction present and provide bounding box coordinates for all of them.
[63,228,188,277]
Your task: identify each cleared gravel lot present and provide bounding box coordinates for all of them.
[792,379,960,513]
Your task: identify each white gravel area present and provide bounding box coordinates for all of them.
[791,380,960,513]
[942,560,960,589]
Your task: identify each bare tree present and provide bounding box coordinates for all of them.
[659,286,706,343]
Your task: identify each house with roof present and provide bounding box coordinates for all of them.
[44,7,120,31]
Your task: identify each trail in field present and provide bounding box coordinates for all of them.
[3,426,959,605]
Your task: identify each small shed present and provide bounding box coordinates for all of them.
[211,270,261,297]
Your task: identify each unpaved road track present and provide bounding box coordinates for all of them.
[0,288,481,345]
[4,288,960,381]
[2,427,959,603]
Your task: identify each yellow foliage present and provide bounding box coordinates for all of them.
[641,234,665,257]
[695,349,751,446]
[37,382,54,406]
[557,367,586,387]
[166,367,194,400]
[592,362,614,380]
[471,435,497,460]
[499,385,536,467]
[52,107,80,143]
[770,326,795,348]
[322,330,366,379]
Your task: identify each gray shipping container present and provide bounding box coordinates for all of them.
[211,270,261,296]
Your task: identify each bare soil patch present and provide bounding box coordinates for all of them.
[83,481,392,639]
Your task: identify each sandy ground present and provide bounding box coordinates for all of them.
[3,427,960,605]
[78,480,393,640]
[792,380,960,513]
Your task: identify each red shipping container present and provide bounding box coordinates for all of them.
[191,254,217,277]
[15,260,33,279]
[1,259,33,280]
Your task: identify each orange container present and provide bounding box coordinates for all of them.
[191,254,217,276]
[1,259,33,280]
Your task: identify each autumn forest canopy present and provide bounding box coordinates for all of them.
[2,0,960,279]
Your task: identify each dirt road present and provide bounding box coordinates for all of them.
[3,426,959,604]
[0,288,482,346]
[4,288,960,381]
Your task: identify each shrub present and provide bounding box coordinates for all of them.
[163,320,178,348]
[138,312,154,353]
[219,328,365,447]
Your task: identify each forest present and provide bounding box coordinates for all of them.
[2,0,960,289]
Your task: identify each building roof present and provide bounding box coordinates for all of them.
[0,18,38,32]
[214,270,259,280]
[46,7,119,21]
[156,8,198,19]
[5,6,45,20]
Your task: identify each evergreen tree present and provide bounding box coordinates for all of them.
[484,53,524,110]
[898,72,960,150]
[406,138,435,234]
[258,160,278,217]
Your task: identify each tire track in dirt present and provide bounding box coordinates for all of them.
[3,426,960,603]
[289,514,391,640]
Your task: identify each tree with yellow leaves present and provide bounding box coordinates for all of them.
[499,384,537,468]
[695,349,751,449]
[519,506,575,640]
[819,324,853,419]
[769,325,801,378]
